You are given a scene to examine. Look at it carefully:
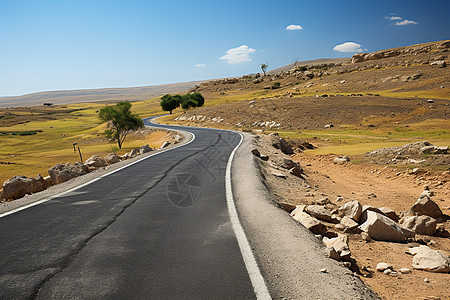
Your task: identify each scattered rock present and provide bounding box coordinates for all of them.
[430,60,446,68]
[48,163,88,185]
[401,215,437,235]
[129,148,140,157]
[379,207,399,222]
[85,155,107,168]
[338,200,362,223]
[271,137,294,155]
[306,205,339,223]
[160,141,171,149]
[399,268,412,274]
[291,211,327,235]
[2,175,44,200]
[359,210,415,242]
[139,144,152,154]
[409,245,450,273]
[104,153,120,165]
[323,234,351,260]
[325,247,341,261]
[333,156,350,165]
[278,202,296,213]
[340,216,359,231]
[376,262,393,272]
[405,195,443,219]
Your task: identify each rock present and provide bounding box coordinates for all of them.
[399,268,412,274]
[278,202,296,213]
[325,247,340,261]
[271,137,294,155]
[383,269,392,275]
[338,200,362,222]
[333,156,350,165]
[379,207,399,222]
[139,144,152,154]
[104,153,120,165]
[420,145,448,154]
[129,148,140,157]
[351,53,365,63]
[291,211,327,235]
[290,166,303,177]
[271,171,287,179]
[85,155,107,168]
[291,204,306,215]
[359,211,415,242]
[361,231,372,242]
[401,72,422,82]
[160,141,171,149]
[401,216,437,235]
[323,235,351,260]
[306,205,339,223]
[314,198,331,206]
[405,196,443,219]
[409,245,450,273]
[281,158,299,170]
[320,268,327,273]
[376,262,393,272]
[340,216,359,231]
[324,124,334,129]
[48,163,88,185]
[120,153,130,160]
[430,60,446,68]
[360,206,385,223]
[2,175,44,200]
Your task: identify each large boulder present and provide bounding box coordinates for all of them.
[409,245,450,273]
[291,210,327,235]
[85,155,107,168]
[306,205,339,223]
[104,153,120,165]
[401,215,436,235]
[338,200,362,223]
[405,195,443,219]
[359,211,415,242]
[2,175,44,200]
[48,163,88,184]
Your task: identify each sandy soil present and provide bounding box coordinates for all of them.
[253,134,449,300]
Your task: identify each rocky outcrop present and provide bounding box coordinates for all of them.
[409,245,450,273]
[401,215,437,235]
[359,210,414,242]
[2,175,44,200]
[48,162,88,185]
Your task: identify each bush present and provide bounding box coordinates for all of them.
[272,82,281,89]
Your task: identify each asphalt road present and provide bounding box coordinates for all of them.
[0,119,259,299]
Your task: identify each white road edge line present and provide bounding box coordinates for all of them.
[0,131,196,219]
[226,132,271,300]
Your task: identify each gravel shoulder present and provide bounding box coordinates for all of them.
[232,132,379,299]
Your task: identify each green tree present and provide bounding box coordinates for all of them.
[99,101,144,149]
[261,63,268,76]
[181,94,198,110]
[160,94,180,114]
[190,92,205,107]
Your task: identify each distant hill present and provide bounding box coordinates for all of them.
[0,81,206,108]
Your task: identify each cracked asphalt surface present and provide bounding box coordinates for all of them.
[0,119,256,299]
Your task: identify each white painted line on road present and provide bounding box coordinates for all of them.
[0,132,196,219]
[225,133,271,300]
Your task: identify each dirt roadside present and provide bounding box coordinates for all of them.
[252,134,449,300]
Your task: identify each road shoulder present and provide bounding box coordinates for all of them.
[231,132,379,299]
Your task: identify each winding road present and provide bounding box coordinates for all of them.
[0,119,266,299]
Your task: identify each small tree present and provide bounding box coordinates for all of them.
[261,63,268,76]
[99,101,144,149]
[190,92,205,107]
[181,94,198,110]
[160,94,179,114]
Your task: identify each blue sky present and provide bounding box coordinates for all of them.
[0,0,449,96]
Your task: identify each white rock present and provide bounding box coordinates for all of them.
[291,211,327,235]
[401,215,436,235]
[399,268,411,274]
[338,200,362,222]
[376,262,393,272]
[409,245,450,273]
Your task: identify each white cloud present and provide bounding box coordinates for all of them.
[387,16,402,20]
[195,64,206,67]
[333,42,363,53]
[220,45,256,64]
[286,24,303,31]
[395,19,418,26]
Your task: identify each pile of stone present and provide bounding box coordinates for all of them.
[288,190,449,273]
[0,144,155,202]
[367,141,448,156]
